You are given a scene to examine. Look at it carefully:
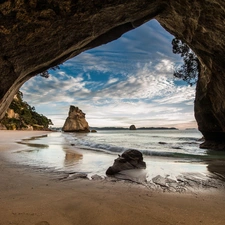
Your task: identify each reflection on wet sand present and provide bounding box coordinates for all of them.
[17,135,49,149]
[17,142,49,149]
[63,147,83,168]
[207,160,225,181]
[205,149,225,181]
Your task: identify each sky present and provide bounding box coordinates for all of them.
[21,19,197,129]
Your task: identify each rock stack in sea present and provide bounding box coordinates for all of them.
[129,125,136,130]
[62,106,90,132]
[106,149,146,175]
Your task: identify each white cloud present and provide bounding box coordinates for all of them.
[21,57,196,129]
[154,59,174,74]
[107,77,119,85]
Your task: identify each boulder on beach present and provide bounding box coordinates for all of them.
[106,149,146,175]
[129,125,136,130]
[62,105,90,132]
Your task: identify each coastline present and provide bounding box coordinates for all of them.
[0,130,225,225]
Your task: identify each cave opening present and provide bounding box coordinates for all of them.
[19,19,197,130]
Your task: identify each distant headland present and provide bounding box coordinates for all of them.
[90,127,178,130]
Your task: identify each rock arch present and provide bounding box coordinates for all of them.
[0,0,224,149]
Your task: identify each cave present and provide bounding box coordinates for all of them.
[0,0,225,149]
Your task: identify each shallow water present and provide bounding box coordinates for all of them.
[63,130,207,157]
[5,130,225,181]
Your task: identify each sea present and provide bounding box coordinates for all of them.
[7,129,225,181]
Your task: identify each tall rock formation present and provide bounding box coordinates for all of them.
[0,1,225,149]
[62,106,90,132]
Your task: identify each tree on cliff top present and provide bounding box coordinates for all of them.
[172,38,200,86]
[39,65,60,78]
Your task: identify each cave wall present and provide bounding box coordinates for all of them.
[0,0,225,148]
[155,0,225,149]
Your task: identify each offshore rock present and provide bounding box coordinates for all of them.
[62,106,90,132]
[106,150,146,175]
[129,125,136,130]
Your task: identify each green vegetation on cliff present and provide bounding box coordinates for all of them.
[172,38,200,86]
[1,91,53,130]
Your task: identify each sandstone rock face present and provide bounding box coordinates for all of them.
[0,1,225,149]
[0,123,7,130]
[6,109,19,119]
[62,106,90,132]
[157,0,225,150]
[129,125,136,130]
[106,150,146,175]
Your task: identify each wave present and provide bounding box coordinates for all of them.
[68,138,127,154]
[67,139,207,160]
[178,137,201,142]
[78,144,210,160]
[63,132,207,160]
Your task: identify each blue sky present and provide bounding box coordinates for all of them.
[21,19,197,129]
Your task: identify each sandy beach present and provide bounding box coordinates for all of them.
[0,130,225,225]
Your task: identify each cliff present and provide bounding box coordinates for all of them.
[62,106,90,132]
[0,91,53,130]
[0,1,224,148]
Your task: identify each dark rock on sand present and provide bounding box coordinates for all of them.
[152,175,168,188]
[106,150,146,175]
[149,173,225,192]
[91,130,97,133]
[129,125,136,130]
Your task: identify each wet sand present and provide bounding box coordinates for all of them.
[0,130,225,225]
